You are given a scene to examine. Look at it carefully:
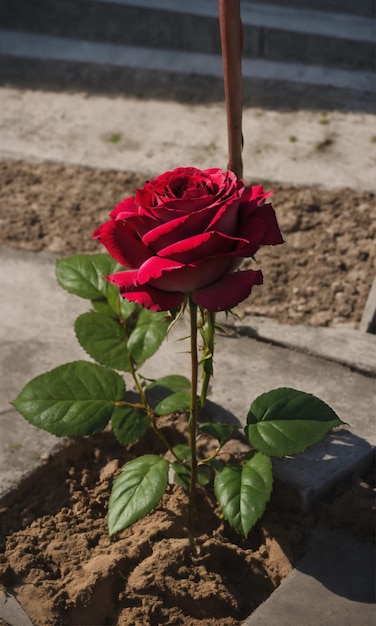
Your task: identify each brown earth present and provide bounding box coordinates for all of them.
[0,414,374,626]
[0,159,375,328]
[0,418,305,626]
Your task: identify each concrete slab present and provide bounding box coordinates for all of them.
[0,590,33,626]
[232,314,376,376]
[0,409,62,500]
[243,526,375,626]
[0,87,375,192]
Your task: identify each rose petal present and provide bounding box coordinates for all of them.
[192,269,263,311]
[158,231,249,263]
[107,270,184,312]
[237,203,283,248]
[137,257,185,286]
[121,286,185,311]
[250,204,284,246]
[93,220,151,268]
[241,186,274,206]
[121,287,184,312]
[138,256,233,293]
[141,213,193,249]
[115,213,157,239]
[141,205,221,252]
[110,196,138,220]
[206,196,241,235]
[107,269,138,289]
[232,215,268,256]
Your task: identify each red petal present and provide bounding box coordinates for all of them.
[110,196,138,220]
[241,186,274,205]
[93,221,151,268]
[158,231,248,263]
[120,288,184,312]
[192,269,263,311]
[250,204,284,246]
[137,257,185,286]
[138,256,234,293]
[107,270,138,289]
[141,213,193,250]
[106,270,184,311]
[107,270,184,311]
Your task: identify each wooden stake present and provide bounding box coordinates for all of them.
[218,0,243,180]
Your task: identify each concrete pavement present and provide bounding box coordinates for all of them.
[0,87,375,192]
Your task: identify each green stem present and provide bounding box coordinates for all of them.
[199,309,216,408]
[188,299,199,530]
[129,355,148,408]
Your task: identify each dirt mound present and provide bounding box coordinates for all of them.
[0,430,304,626]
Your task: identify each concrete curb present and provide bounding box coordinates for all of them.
[0,590,34,626]
[243,526,375,626]
[230,314,376,376]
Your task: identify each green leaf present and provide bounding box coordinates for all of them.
[154,391,191,416]
[105,282,124,314]
[91,293,137,320]
[91,299,118,318]
[127,308,169,365]
[147,375,191,393]
[11,361,124,436]
[245,387,343,457]
[119,298,137,320]
[199,422,235,443]
[111,405,149,446]
[172,460,191,488]
[75,312,131,371]
[197,464,213,486]
[108,455,169,535]
[56,254,117,300]
[172,444,191,461]
[214,453,273,536]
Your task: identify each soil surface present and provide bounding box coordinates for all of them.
[1,159,375,328]
[0,415,374,626]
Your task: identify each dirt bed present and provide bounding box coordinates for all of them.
[1,159,375,328]
[0,418,373,626]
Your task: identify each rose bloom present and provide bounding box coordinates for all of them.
[93,167,283,312]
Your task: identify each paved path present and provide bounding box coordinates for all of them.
[0,87,375,191]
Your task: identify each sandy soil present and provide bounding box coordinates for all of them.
[1,159,375,328]
[0,412,373,626]
[0,423,301,626]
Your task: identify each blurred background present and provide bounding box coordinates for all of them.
[0,0,374,111]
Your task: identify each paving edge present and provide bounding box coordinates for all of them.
[0,589,34,626]
[360,275,376,333]
[242,525,375,625]
[229,314,376,377]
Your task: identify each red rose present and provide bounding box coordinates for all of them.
[93,167,283,312]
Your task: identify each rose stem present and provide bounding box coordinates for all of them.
[188,298,199,531]
[218,0,243,179]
